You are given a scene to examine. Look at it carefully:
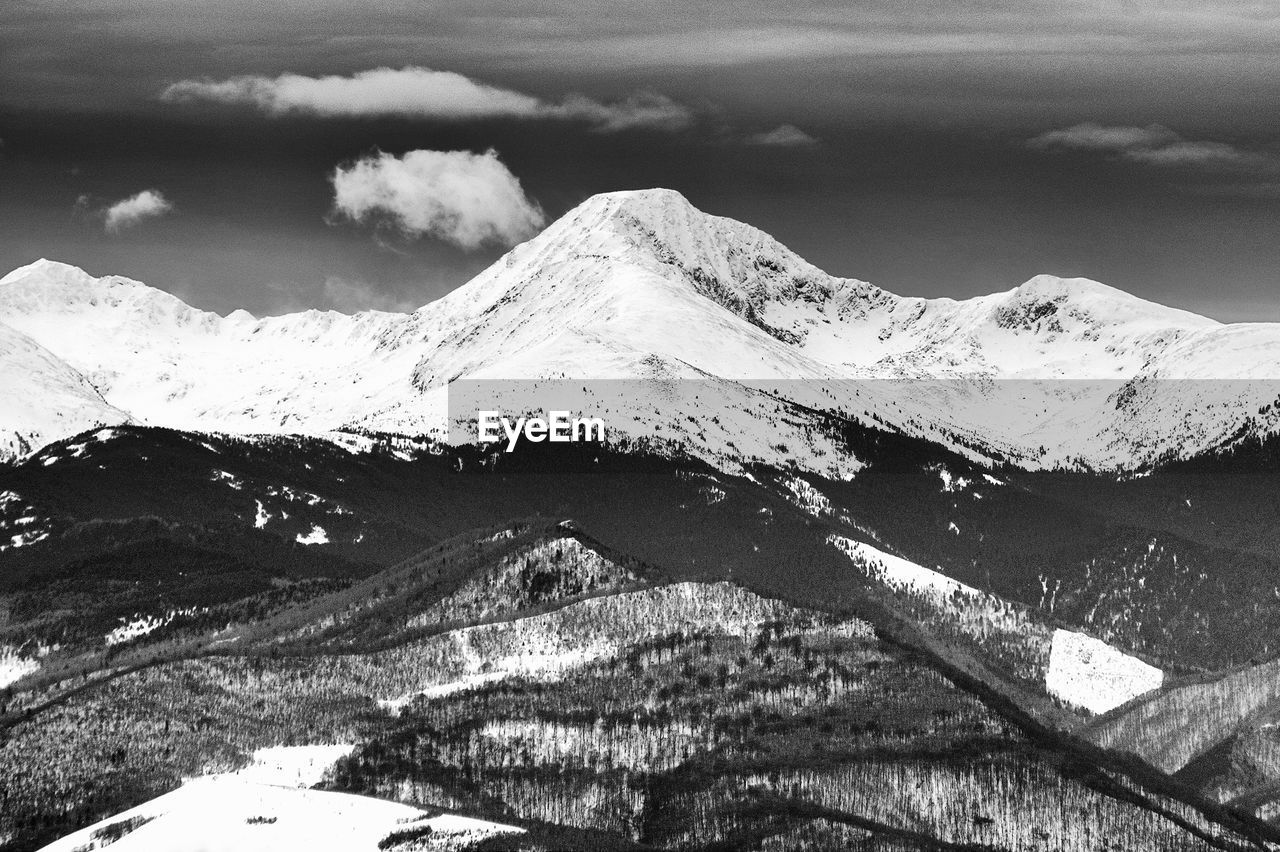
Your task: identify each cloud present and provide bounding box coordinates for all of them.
[1030,123,1179,152]
[1124,140,1273,169]
[83,189,174,233]
[1029,123,1275,172]
[744,124,820,147]
[163,67,540,120]
[548,91,693,133]
[330,148,545,250]
[162,66,693,133]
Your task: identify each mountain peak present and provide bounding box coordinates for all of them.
[1003,273,1218,330]
[531,188,863,316]
[0,258,209,330]
[1015,274,1115,298]
[575,187,695,221]
[0,258,97,288]
[581,186,692,208]
[537,187,709,253]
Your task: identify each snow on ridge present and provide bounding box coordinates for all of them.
[1045,628,1163,715]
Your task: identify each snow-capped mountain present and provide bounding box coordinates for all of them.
[0,259,410,443]
[4,188,1280,470]
[0,320,131,461]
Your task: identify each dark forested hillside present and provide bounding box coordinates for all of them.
[6,426,1280,850]
[3,514,1277,851]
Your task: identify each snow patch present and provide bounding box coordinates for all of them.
[933,465,970,493]
[37,773,523,852]
[230,744,355,788]
[2,527,49,551]
[211,469,244,490]
[0,646,40,688]
[828,535,980,602]
[380,633,613,712]
[296,525,329,545]
[105,609,201,645]
[1045,628,1163,714]
[782,476,833,516]
[106,615,169,646]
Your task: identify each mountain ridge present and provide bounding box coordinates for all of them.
[3,188,1279,471]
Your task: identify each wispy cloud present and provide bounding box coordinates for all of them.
[330,148,545,250]
[547,91,693,133]
[1029,123,1276,172]
[743,124,820,147]
[162,66,693,133]
[78,189,174,234]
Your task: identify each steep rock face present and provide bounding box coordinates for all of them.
[3,191,1279,469]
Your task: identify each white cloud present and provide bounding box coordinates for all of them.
[330,148,545,250]
[163,67,541,120]
[1029,123,1178,152]
[1125,140,1272,169]
[744,124,819,147]
[98,189,174,233]
[162,66,693,133]
[548,91,692,133]
[1029,122,1275,171]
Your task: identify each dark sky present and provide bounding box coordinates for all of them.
[2,1,1280,320]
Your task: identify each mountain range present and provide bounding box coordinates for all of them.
[5,188,1280,471]
[7,190,1280,851]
